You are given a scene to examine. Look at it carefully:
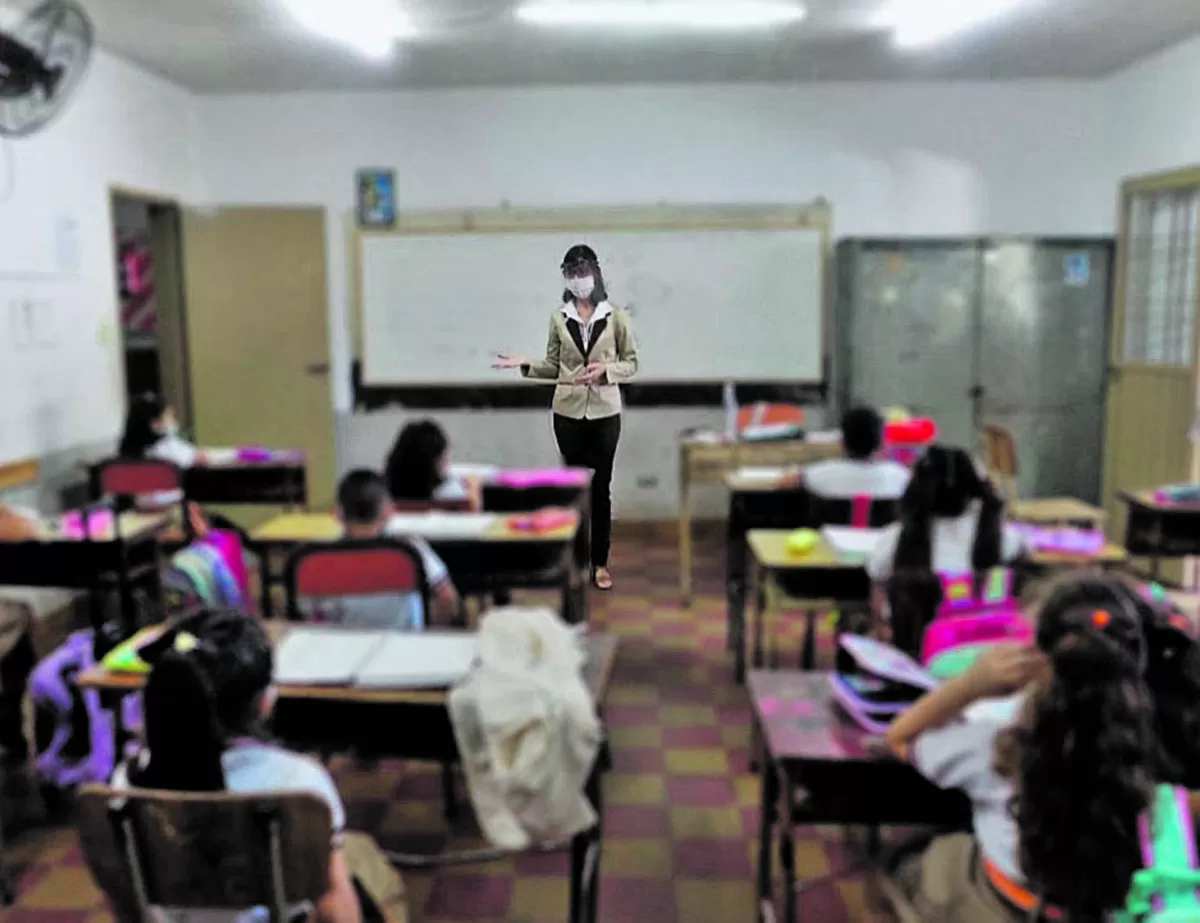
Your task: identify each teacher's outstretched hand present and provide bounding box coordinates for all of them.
[493,243,639,591]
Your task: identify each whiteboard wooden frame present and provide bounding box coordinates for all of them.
[350,201,833,387]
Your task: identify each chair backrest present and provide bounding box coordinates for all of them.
[981,424,1019,499]
[812,493,900,529]
[76,785,332,923]
[284,537,429,622]
[94,458,185,500]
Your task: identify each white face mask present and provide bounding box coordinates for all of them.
[566,276,595,299]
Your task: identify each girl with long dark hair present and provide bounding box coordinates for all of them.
[384,419,480,510]
[114,610,403,923]
[119,393,205,466]
[885,573,1200,923]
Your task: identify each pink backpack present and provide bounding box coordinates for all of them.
[920,569,1032,679]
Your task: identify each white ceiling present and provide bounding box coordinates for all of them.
[67,0,1200,92]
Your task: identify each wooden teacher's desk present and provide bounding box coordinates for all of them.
[250,511,588,623]
[678,433,841,605]
[78,628,618,923]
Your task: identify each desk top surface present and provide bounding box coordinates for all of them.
[749,670,882,763]
[10,512,170,546]
[1008,497,1106,523]
[251,511,579,545]
[747,528,1129,571]
[1119,489,1200,513]
[78,625,618,705]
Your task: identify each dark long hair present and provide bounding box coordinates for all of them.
[561,259,609,307]
[1138,588,1200,788]
[888,445,1005,654]
[995,574,1156,920]
[119,393,166,459]
[385,420,449,503]
[132,610,273,792]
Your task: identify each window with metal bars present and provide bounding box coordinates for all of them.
[1122,188,1200,367]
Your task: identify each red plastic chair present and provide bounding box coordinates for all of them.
[92,457,191,543]
[283,538,429,624]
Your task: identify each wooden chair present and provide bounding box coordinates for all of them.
[283,538,430,625]
[981,424,1019,501]
[76,785,332,923]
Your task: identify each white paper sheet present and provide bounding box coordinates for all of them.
[386,512,498,539]
[450,463,501,480]
[821,526,883,560]
[274,628,385,686]
[805,429,842,444]
[354,632,479,688]
[735,467,786,485]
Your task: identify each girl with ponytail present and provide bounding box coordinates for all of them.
[884,573,1200,923]
[114,610,403,923]
[867,445,1022,655]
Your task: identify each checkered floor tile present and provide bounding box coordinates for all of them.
[2,529,891,922]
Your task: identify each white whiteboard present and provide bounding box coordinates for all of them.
[361,225,824,385]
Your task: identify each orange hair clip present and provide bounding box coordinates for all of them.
[1092,610,1111,629]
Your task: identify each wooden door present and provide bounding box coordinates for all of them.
[1102,174,1200,581]
[181,207,335,522]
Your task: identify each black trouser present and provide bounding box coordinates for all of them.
[553,412,621,569]
[0,630,34,761]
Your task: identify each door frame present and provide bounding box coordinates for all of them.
[107,185,194,428]
[1103,166,1200,584]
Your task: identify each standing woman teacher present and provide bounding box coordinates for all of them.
[494,244,639,590]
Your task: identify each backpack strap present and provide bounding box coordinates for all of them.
[851,494,871,529]
[1125,785,1200,919]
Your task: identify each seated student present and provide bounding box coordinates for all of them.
[384,420,481,511]
[325,469,459,630]
[119,393,205,468]
[883,573,1200,923]
[114,610,404,923]
[866,445,1023,651]
[803,405,911,500]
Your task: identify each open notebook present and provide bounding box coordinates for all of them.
[274,628,478,689]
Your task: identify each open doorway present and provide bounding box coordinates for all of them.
[109,189,192,430]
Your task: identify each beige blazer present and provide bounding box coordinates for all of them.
[522,302,639,420]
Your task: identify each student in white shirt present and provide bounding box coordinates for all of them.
[316,469,459,629]
[384,420,481,511]
[882,574,1200,923]
[114,609,405,923]
[119,393,205,469]
[866,446,1024,653]
[803,406,910,500]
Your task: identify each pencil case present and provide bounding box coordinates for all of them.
[830,635,938,734]
[493,468,590,488]
[507,508,576,532]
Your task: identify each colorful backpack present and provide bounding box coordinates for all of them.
[920,569,1032,680]
[162,530,249,614]
[30,629,129,788]
[1115,784,1200,922]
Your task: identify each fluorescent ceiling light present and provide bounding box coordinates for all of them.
[880,0,1029,50]
[516,1,807,31]
[280,0,415,60]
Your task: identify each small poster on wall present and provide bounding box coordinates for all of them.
[356,169,396,228]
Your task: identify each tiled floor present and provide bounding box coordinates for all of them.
[3,529,889,923]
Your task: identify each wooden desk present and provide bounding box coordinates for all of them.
[749,671,970,923]
[1119,490,1200,580]
[724,475,814,662]
[481,471,593,585]
[250,512,587,623]
[743,531,871,683]
[79,628,618,923]
[1009,497,1106,527]
[678,435,841,605]
[743,528,1129,683]
[0,513,169,633]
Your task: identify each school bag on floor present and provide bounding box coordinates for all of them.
[1115,784,1200,922]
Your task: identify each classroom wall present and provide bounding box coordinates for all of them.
[1103,33,1200,180]
[191,81,1110,518]
[0,50,197,509]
